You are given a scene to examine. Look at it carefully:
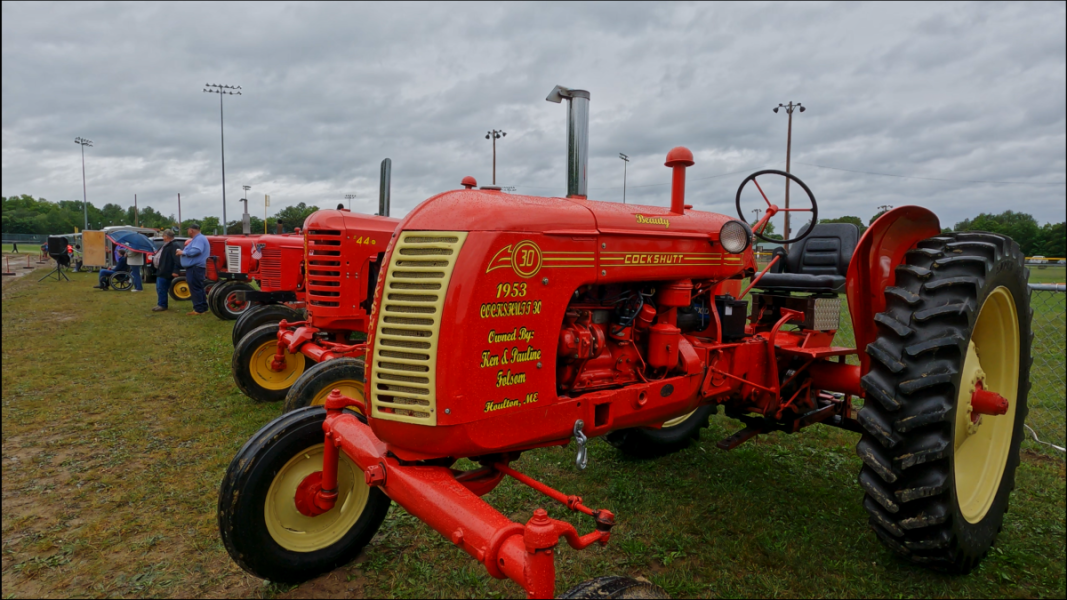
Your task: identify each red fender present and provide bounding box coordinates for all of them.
[846,206,940,378]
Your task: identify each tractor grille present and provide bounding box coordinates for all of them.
[306,230,343,307]
[226,244,242,273]
[260,248,282,290]
[370,231,468,426]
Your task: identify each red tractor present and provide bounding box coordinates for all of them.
[230,209,399,403]
[218,87,1031,599]
[212,231,308,322]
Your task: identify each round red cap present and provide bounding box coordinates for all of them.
[664,146,695,168]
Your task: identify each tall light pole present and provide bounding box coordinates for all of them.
[74,137,92,231]
[345,193,357,210]
[241,184,251,235]
[203,83,242,234]
[619,153,629,204]
[751,208,762,223]
[773,101,805,244]
[485,129,506,185]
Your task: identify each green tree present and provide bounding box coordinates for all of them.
[869,209,889,225]
[274,202,321,231]
[953,211,1042,255]
[1035,222,1066,257]
[820,215,867,236]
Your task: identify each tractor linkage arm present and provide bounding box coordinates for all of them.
[269,319,368,371]
[296,390,614,599]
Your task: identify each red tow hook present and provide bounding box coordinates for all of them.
[294,390,367,517]
[270,321,289,371]
[971,380,1009,423]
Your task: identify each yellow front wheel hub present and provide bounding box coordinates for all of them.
[264,443,370,552]
[954,286,1019,524]
[662,409,698,429]
[250,340,306,390]
[174,282,191,299]
[311,379,365,408]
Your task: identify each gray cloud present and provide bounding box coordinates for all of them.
[3,1,1064,231]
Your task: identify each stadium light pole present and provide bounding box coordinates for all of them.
[619,153,629,204]
[74,137,93,231]
[345,193,357,210]
[203,83,242,234]
[486,129,506,185]
[773,101,805,244]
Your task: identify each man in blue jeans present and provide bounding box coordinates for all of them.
[152,229,180,312]
[177,222,210,315]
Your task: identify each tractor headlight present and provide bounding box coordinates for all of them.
[720,220,750,254]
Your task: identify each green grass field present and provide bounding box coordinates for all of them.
[2,268,1064,599]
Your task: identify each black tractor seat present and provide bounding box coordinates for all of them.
[755,223,860,293]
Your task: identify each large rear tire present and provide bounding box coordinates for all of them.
[218,406,391,583]
[606,405,714,458]
[233,324,312,403]
[284,358,365,414]
[232,304,304,347]
[212,281,255,320]
[856,231,1031,572]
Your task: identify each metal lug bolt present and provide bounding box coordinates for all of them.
[445,408,450,414]
[601,270,607,276]
[537,362,542,369]
[542,277,549,285]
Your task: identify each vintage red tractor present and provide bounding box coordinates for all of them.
[218,87,1031,598]
[230,209,399,403]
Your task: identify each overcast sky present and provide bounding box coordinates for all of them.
[2,1,1065,231]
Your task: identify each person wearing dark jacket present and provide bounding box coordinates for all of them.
[94,249,129,290]
[152,230,180,312]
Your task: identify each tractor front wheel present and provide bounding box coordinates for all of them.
[218,406,391,583]
[169,276,192,302]
[856,231,1031,572]
[606,405,714,458]
[232,304,304,347]
[233,323,312,403]
[284,358,365,414]
[211,281,255,320]
[559,576,669,599]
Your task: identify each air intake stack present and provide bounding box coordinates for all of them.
[546,85,590,198]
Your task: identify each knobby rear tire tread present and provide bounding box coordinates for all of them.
[855,231,1031,573]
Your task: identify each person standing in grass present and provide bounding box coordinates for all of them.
[152,230,180,312]
[176,222,209,315]
[94,248,128,290]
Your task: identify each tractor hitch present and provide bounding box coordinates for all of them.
[303,406,615,598]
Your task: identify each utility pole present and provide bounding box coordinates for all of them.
[264,194,270,234]
[619,153,629,204]
[177,193,182,230]
[751,208,762,223]
[485,129,506,185]
[134,194,138,226]
[241,185,251,235]
[345,193,357,210]
[74,137,92,231]
[203,83,242,235]
[773,101,805,244]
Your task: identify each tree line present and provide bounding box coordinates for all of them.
[753,210,1063,257]
[1,194,321,236]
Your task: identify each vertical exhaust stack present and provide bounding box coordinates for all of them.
[379,158,392,217]
[546,85,590,198]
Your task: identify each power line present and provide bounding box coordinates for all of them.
[794,161,1066,186]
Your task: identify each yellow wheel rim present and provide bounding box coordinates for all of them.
[662,409,698,429]
[311,379,365,409]
[264,443,370,552]
[954,286,1019,524]
[250,340,307,390]
[174,282,191,299]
